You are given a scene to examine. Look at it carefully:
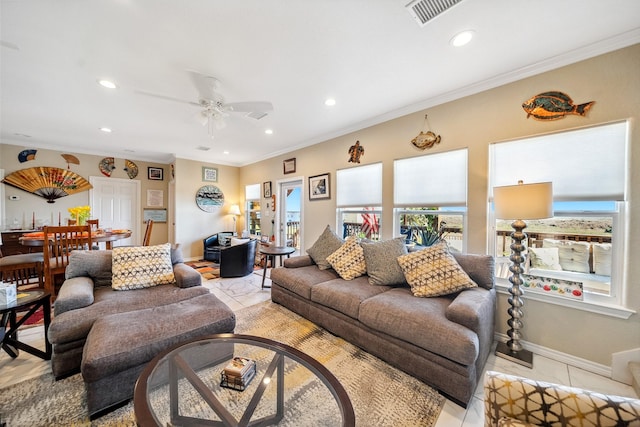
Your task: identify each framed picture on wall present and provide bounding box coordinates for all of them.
[202,166,218,182]
[309,173,330,200]
[148,167,163,181]
[263,181,272,198]
[283,158,296,174]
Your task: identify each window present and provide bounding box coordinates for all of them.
[245,184,261,236]
[394,149,468,251]
[336,163,382,240]
[489,121,628,307]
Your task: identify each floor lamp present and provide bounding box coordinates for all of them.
[493,180,553,368]
[229,204,241,236]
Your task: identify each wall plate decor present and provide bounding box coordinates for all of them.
[348,140,364,163]
[411,114,441,150]
[309,173,330,200]
[148,167,163,181]
[99,157,116,176]
[124,159,139,179]
[202,166,218,182]
[1,166,92,203]
[522,91,595,120]
[196,185,224,212]
[61,154,80,168]
[283,158,296,174]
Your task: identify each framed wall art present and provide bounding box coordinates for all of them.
[202,166,218,182]
[309,173,330,200]
[143,208,167,223]
[148,167,163,181]
[263,181,272,198]
[283,158,296,174]
[195,185,224,213]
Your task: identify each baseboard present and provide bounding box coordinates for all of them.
[494,333,611,378]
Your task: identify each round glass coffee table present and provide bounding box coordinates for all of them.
[134,333,355,426]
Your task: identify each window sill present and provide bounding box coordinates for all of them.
[495,280,635,319]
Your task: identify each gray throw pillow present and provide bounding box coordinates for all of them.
[361,237,408,285]
[306,225,344,270]
[65,250,113,287]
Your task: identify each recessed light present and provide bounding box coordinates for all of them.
[98,79,117,89]
[223,150,230,155]
[99,127,112,133]
[324,98,336,107]
[450,30,474,47]
[265,129,273,135]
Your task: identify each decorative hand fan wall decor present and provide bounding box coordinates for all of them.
[1,166,93,203]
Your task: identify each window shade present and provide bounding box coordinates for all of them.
[336,163,382,207]
[490,121,627,201]
[245,184,260,200]
[394,149,468,206]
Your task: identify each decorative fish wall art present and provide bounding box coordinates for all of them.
[522,91,595,121]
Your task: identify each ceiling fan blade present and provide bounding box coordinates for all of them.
[136,90,200,107]
[213,115,226,130]
[224,101,273,113]
[187,70,219,100]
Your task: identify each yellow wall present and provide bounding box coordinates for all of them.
[239,44,640,365]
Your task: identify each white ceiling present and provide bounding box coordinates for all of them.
[1,0,639,167]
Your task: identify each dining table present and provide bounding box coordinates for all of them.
[19,230,133,250]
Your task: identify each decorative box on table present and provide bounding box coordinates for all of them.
[0,282,17,305]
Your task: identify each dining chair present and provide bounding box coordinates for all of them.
[67,219,76,225]
[0,254,44,291]
[42,225,92,297]
[142,219,153,246]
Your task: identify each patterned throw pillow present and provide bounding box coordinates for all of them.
[326,235,367,280]
[360,237,408,285]
[112,243,175,290]
[397,241,477,297]
[307,225,344,270]
[528,247,562,271]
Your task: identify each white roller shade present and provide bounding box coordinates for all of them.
[394,149,468,206]
[336,163,382,208]
[490,121,627,201]
[245,184,260,200]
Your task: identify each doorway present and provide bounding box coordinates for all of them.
[277,178,303,252]
[89,176,140,246]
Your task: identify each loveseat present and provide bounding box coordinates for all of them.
[270,227,496,406]
[47,244,236,417]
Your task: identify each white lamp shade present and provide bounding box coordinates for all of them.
[229,204,241,216]
[494,181,553,220]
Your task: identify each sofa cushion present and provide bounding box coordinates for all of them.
[528,247,562,271]
[452,253,495,290]
[54,277,95,315]
[360,237,408,285]
[498,418,534,427]
[270,264,339,299]
[592,242,612,276]
[311,276,391,319]
[543,239,590,273]
[112,243,175,290]
[306,225,344,270]
[65,250,113,287]
[326,235,367,280]
[358,288,479,365]
[397,242,477,297]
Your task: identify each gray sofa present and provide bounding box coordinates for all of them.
[270,252,496,407]
[47,246,236,417]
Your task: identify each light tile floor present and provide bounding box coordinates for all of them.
[1,270,636,426]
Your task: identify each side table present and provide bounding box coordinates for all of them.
[259,246,295,288]
[0,290,52,360]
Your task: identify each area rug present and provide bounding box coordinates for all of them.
[0,301,445,426]
[185,260,220,280]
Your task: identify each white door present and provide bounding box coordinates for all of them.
[89,176,140,246]
[277,178,303,251]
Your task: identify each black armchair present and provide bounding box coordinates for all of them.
[203,232,234,263]
[219,239,257,278]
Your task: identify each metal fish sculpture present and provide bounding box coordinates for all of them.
[522,91,595,120]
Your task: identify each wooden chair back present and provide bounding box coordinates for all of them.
[87,219,99,229]
[42,225,92,296]
[0,255,44,290]
[142,220,153,246]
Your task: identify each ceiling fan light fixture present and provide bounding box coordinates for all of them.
[98,79,117,89]
[450,30,475,47]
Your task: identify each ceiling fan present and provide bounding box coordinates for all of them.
[137,70,273,134]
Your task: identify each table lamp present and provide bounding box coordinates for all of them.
[229,204,241,235]
[493,180,553,368]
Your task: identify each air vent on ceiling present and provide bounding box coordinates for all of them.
[196,146,211,151]
[406,0,464,27]
[246,111,268,120]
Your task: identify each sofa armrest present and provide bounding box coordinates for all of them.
[283,255,315,268]
[173,262,202,288]
[483,370,640,427]
[445,287,495,334]
[54,277,95,316]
